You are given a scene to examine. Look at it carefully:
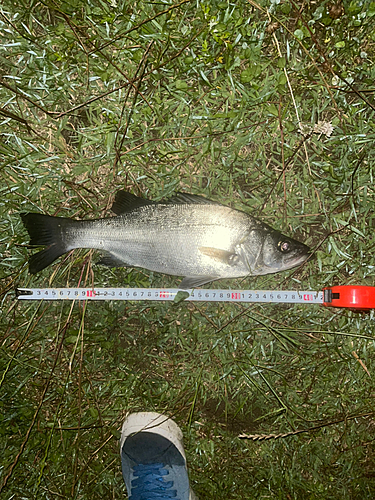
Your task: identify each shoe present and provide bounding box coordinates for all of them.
[120,412,197,500]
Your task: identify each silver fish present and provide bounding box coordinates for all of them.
[21,191,310,288]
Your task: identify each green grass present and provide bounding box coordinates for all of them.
[1,0,375,498]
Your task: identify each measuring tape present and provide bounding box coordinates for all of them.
[15,285,375,311]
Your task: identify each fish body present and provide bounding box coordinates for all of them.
[21,191,310,288]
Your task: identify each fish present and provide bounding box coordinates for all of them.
[20,191,310,288]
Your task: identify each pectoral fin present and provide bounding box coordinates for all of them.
[199,247,239,265]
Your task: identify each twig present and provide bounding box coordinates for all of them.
[89,0,193,54]
[0,302,75,493]
[113,42,154,174]
[239,411,375,441]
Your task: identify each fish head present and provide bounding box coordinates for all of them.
[240,228,310,275]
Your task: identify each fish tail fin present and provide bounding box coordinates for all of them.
[21,213,72,274]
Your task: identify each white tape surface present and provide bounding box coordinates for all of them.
[16,288,324,304]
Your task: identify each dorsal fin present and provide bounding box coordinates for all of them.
[165,192,221,205]
[112,190,221,214]
[111,191,155,215]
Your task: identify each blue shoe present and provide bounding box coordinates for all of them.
[120,412,197,500]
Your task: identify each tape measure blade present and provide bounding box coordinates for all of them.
[15,288,323,304]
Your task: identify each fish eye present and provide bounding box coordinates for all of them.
[278,241,290,253]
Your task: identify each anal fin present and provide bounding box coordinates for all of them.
[179,276,219,289]
[97,252,128,268]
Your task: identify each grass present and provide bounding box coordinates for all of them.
[1,0,375,498]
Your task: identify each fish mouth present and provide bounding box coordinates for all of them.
[251,251,310,275]
[283,249,311,269]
